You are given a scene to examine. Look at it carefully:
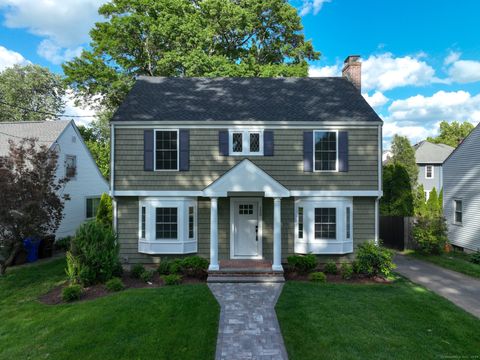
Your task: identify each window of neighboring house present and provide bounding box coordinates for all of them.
[141,206,146,239]
[156,207,178,239]
[314,208,336,239]
[346,207,351,239]
[298,207,304,239]
[155,130,178,170]
[314,131,337,171]
[188,206,195,239]
[86,197,101,219]
[229,129,263,155]
[454,200,463,224]
[65,155,77,178]
[425,165,434,179]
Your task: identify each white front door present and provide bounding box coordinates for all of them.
[231,199,262,259]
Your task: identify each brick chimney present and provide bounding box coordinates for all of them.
[342,55,361,91]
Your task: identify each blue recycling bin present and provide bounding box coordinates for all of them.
[23,237,41,263]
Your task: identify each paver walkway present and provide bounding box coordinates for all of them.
[208,283,288,360]
[395,254,480,318]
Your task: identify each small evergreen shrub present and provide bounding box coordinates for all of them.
[162,274,183,285]
[413,216,448,254]
[169,259,183,274]
[105,277,125,292]
[356,241,395,277]
[62,284,83,302]
[340,263,353,280]
[181,256,209,278]
[65,251,80,284]
[131,264,146,279]
[78,265,97,286]
[308,272,327,283]
[470,251,480,265]
[158,260,172,275]
[141,269,155,283]
[352,260,361,274]
[324,260,338,275]
[287,254,317,273]
[96,193,113,228]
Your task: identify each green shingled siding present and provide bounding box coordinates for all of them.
[114,127,379,191]
[116,196,376,265]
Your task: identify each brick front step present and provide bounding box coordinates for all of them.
[207,275,285,283]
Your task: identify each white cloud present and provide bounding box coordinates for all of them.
[0,45,29,70]
[37,39,82,65]
[0,0,107,63]
[447,59,480,83]
[444,51,461,66]
[362,52,439,92]
[308,64,341,77]
[383,121,437,145]
[362,91,389,108]
[299,0,331,16]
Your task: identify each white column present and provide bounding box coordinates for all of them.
[208,197,219,271]
[272,197,283,271]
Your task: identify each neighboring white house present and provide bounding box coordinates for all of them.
[414,141,454,200]
[0,120,109,239]
[443,123,480,252]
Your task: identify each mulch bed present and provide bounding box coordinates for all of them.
[284,270,391,284]
[39,271,206,305]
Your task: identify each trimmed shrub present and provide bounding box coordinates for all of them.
[340,263,353,280]
[70,221,121,285]
[96,193,113,228]
[162,274,182,285]
[131,264,145,279]
[308,272,327,283]
[470,251,480,265]
[324,260,338,275]
[352,260,361,274]
[181,256,209,278]
[287,254,317,273]
[105,277,125,292]
[413,216,448,254]
[356,241,395,277]
[158,260,172,275]
[141,269,155,283]
[62,284,83,302]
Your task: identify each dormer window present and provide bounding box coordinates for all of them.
[229,130,264,156]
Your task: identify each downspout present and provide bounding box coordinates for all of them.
[375,124,383,245]
[110,123,117,232]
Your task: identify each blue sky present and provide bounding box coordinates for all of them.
[1,0,479,147]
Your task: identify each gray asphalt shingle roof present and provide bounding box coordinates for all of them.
[414,141,455,164]
[112,76,383,123]
[0,120,71,156]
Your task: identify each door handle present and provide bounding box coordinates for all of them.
[255,225,258,241]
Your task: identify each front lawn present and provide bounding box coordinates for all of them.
[407,250,480,279]
[0,259,219,360]
[276,280,480,360]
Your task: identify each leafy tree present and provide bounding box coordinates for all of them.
[381,164,414,216]
[96,193,113,228]
[427,121,474,148]
[0,64,66,122]
[413,184,428,217]
[391,135,418,186]
[0,138,69,274]
[63,0,320,110]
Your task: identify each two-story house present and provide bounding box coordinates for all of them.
[414,141,454,199]
[111,56,383,272]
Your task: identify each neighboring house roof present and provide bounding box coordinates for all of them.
[0,120,71,156]
[112,76,383,123]
[414,141,455,164]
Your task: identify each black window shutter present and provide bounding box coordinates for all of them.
[219,130,229,156]
[264,131,274,156]
[338,131,349,172]
[179,130,189,171]
[144,129,154,171]
[303,131,313,172]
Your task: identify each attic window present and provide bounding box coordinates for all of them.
[65,155,77,178]
[229,129,264,156]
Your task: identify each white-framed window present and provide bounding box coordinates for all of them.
[313,130,338,172]
[229,129,264,156]
[454,199,463,224]
[154,130,179,171]
[425,165,434,179]
[65,155,77,178]
[138,197,197,254]
[294,197,353,254]
[86,197,100,219]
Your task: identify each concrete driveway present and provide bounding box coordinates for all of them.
[394,254,480,319]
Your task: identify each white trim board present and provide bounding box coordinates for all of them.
[112,122,382,128]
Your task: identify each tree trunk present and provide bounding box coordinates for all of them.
[0,242,22,275]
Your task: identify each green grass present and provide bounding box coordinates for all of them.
[406,250,480,279]
[0,259,219,360]
[276,280,480,360]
